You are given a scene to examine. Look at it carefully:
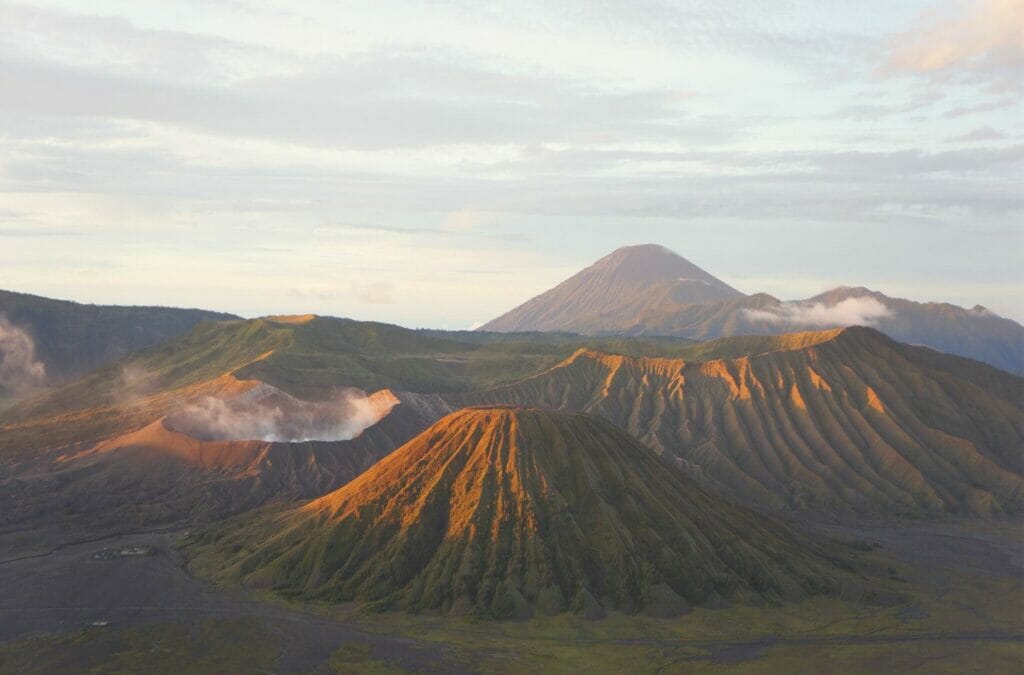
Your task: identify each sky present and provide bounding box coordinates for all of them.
[1,0,1022,328]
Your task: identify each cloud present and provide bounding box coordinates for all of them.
[882,0,1024,90]
[0,52,695,151]
[743,296,894,327]
[354,280,395,305]
[0,314,46,392]
[947,125,1008,141]
[168,385,398,442]
[442,210,498,232]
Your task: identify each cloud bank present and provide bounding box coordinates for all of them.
[0,315,46,393]
[168,385,399,442]
[744,296,893,327]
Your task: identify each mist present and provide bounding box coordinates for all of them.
[743,296,893,327]
[0,315,46,393]
[168,385,399,442]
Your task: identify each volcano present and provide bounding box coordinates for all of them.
[480,244,743,333]
[190,407,847,618]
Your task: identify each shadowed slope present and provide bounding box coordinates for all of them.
[0,289,238,384]
[189,407,848,618]
[481,244,742,333]
[459,328,1024,517]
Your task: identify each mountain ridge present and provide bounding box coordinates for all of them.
[458,326,1024,517]
[478,247,1024,375]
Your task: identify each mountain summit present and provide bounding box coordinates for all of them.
[190,406,845,618]
[480,244,743,333]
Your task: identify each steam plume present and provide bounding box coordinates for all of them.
[744,296,893,327]
[169,385,399,442]
[0,315,46,392]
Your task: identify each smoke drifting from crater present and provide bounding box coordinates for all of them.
[0,315,46,393]
[169,385,399,442]
[744,296,893,327]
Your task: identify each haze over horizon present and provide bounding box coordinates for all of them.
[2,0,1022,326]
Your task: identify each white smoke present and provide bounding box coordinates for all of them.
[743,297,893,327]
[0,315,46,393]
[168,385,399,443]
[113,363,160,405]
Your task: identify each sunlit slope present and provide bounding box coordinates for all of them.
[460,327,1024,516]
[189,407,850,618]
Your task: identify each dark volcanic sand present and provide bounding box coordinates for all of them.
[0,529,461,673]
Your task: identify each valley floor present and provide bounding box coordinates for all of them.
[0,518,1021,674]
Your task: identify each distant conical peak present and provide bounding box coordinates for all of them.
[590,244,722,282]
[479,244,744,333]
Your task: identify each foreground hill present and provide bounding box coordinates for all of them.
[479,246,1024,374]
[0,289,238,385]
[460,328,1024,517]
[187,407,850,618]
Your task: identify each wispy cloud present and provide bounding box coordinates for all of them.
[882,0,1024,91]
[353,281,396,305]
[947,125,1007,141]
[744,297,894,327]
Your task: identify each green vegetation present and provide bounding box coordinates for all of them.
[0,618,279,674]
[2,544,1020,674]
[327,641,406,674]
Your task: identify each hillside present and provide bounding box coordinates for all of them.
[459,327,1024,517]
[481,244,742,333]
[186,407,849,618]
[0,289,239,386]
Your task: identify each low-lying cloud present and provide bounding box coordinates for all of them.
[743,296,894,327]
[168,385,399,442]
[0,315,46,393]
